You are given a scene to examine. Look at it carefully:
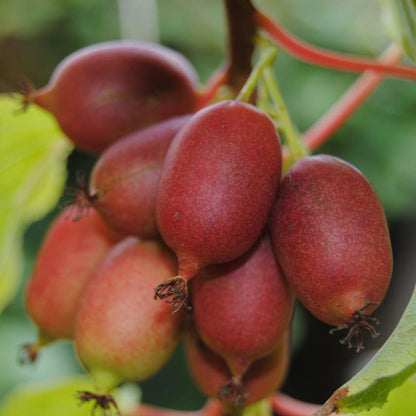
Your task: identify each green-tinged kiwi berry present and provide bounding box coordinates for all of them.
[23,207,119,364]
[74,237,184,411]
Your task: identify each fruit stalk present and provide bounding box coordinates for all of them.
[258,48,307,167]
[236,47,277,103]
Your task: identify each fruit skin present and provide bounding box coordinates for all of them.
[74,237,184,392]
[192,233,294,377]
[89,115,191,237]
[156,100,282,280]
[34,41,198,153]
[269,155,392,327]
[25,207,119,344]
[185,325,290,407]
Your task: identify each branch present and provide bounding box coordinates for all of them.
[302,44,403,150]
[255,10,416,81]
[224,0,256,91]
[197,0,257,106]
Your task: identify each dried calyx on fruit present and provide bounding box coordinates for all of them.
[22,207,119,364]
[270,155,393,352]
[74,237,184,412]
[28,41,198,153]
[192,232,294,405]
[155,100,282,312]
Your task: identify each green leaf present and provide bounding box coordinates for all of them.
[0,376,141,416]
[0,376,95,416]
[354,378,416,415]
[316,283,416,414]
[379,0,416,62]
[0,94,73,315]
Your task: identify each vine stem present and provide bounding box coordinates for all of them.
[270,393,323,416]
[224,0,256,92]
[197,0,256,107]
[255,9,416,81]
[302,44,403,151]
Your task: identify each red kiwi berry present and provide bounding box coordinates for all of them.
[76,115,191,237]
[270,155,393,352]
[191,233,294,405]
[22,207,119,364]
[185,325,290,408]
[30,41,198,153]
[74,237,184,412]
[155,100,282,312]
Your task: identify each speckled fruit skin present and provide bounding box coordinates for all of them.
[270,155,393,326]
[90,115,191,237]
[156,100,282,279]
[192,233,294,377]
[185,326,290,407]
[34,41,198,153]
[25,207,119,342]
[74,237,184,392]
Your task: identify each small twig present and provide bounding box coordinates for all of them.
[236,47,277,102]
[261,62,307,164]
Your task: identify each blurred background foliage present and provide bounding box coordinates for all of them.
[0,0,416,412]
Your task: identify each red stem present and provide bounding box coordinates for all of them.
[197,66,230,109]
[255,10,416,81]
[303,44,403,150]
[199,399,224,416]
[127,400,224,416]
[271,393,321,416]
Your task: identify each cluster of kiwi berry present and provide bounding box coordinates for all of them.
[22,39,393,413]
